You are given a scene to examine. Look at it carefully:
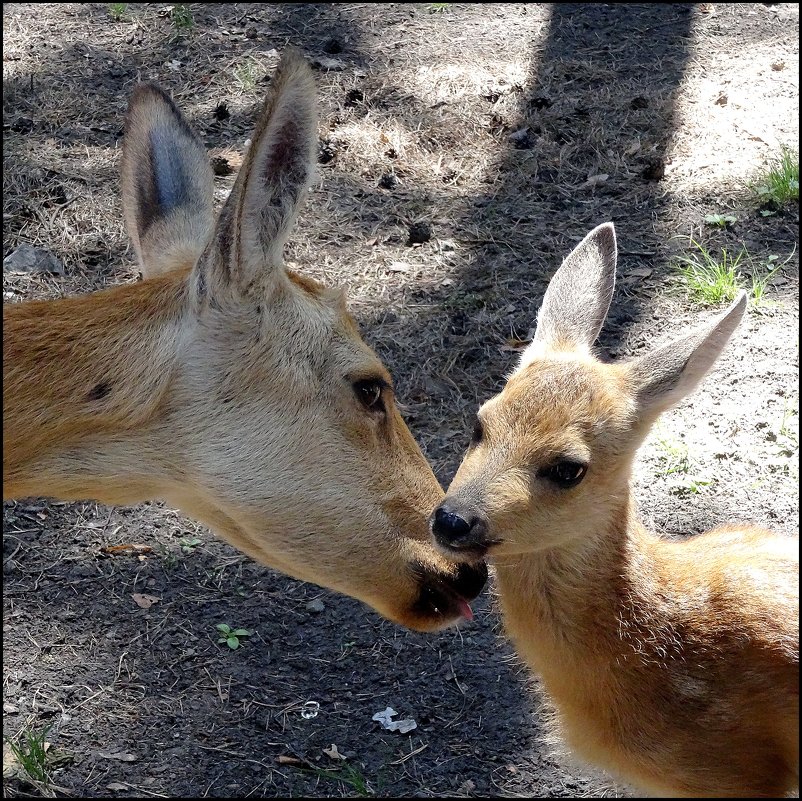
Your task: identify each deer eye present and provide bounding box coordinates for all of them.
[353,379,385,412]
[540,460,587,489]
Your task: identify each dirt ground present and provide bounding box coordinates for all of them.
[3,3,799,798]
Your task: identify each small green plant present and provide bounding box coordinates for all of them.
[748,247,795,306]
[749,255,780,306]
[773,394,799,460]
[675,475,714,495]
[5,724,52,787]
[703,213,737,228]
[336,638,357,662]
[170,3,194,30]
[752,146,799,208]
[216,623,252,650]
[674,240,745,304]
[157,542,179,570]
[778,398,798,442]
[180,535,202,554]
[428,2,452,12]
[655,433,691,476]
[108,3,128,20]
[654,430,713,495]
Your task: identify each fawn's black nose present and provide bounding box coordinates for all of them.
[431,504,490,555]
[433,507,472,539]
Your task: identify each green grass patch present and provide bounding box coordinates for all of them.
[5,725,52,788]
[674,241,793,306]
[654,432,691,476]
[170,3,194,30]
[752,146,799,209]
[298,763,374,797]
[674,240,745,304]
[107,3,127,21]
[748,247,796,308]
[653,429,714,495]
[749,255,781,306]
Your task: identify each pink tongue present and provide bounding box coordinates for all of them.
[457,599,474,621]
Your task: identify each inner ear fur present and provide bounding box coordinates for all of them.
[200,48,318,301]
[627,291,747,421]
[518,223,618,371]
[121,83,214,279]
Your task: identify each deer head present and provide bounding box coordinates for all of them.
[3,50,486,631]
[431,223,746,560]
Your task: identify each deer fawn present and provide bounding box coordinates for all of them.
[3,49,486,632]
[431,224,798,797]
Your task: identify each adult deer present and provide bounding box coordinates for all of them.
[3,49,486,631]
[431,224,798,797]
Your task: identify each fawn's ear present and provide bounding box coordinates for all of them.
[518,223,617,370]
[197,48,317,302]
[627,291,747,420]
[121,83,214,278]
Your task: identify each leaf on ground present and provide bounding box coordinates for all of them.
[323,743,346,760]
[131,593,160,609]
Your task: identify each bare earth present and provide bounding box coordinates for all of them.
[3,3,798,798]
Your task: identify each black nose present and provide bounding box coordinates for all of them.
[433,507,471,538]
[431,504,489,553]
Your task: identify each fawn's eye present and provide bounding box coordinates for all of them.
[540,460,587,489]
[353,379,385,413]
[471,418,484,445]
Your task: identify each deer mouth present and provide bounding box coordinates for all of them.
[434,539,499,563]
[412,560,488,625]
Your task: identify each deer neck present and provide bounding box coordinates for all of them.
[3,272,190,505]
[493,496,660,684]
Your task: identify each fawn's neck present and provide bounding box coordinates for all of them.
[493,498,663,687]
[3,273,190,504]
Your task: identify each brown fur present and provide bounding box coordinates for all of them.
[436,224,799,796]
[3,50,487,633]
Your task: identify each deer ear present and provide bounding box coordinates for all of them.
[627,291,747,421]
[198,48,317,301]
[121,83,214,278]
[518,223,617,370]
